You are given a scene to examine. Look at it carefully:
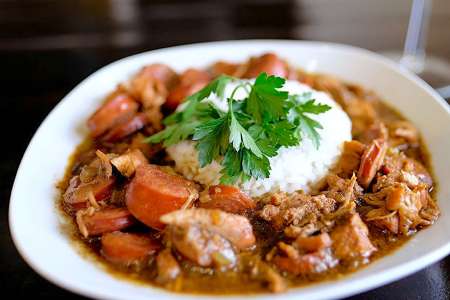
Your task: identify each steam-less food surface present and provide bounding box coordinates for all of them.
[57,52,440,294]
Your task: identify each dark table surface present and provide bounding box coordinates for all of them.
[1,1,450,299]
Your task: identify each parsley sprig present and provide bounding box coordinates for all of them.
[146,73,331,184]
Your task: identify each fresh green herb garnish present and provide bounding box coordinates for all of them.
[146,73,331,184]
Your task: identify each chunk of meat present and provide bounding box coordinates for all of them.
[274,243,337,275]
[77,207,135,237]
[374,151,433,193]
[126,164,198,230]
[243,53,288,78]
[336,140,366,177]
[210,61,239,76]
[358,122,388,145]
[63,176,115,213]
[345,99,377,137]
[166,68,211,110]
[134,64,179,90]
[87,91,138,138]
[331,213,376,260]
[385,185,405,210]
[128,64,178,131]
[101,232,160,266]
[259,193,336,230]
[365,207,399,234]
[295,233,332,253]
[156,249,181,283]
[388,120,419,145]
[199,185,255,214]
[357,139,387,189]
[168,224,236,268]
[310,75,352,107]
[324,174,363,204]
[403,157,433,187]
[77,152,113,183]
[102,113,148,142]
[397,185,428,235]
[274,251,336,275]
[111,149,148,177]
[160,208,255,250]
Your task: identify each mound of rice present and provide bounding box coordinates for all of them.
[166,79,352,197]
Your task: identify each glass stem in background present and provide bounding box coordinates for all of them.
[400,0,432,74]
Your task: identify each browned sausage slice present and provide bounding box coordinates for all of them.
[133,64,179,91]
[165,69,210,110]
[87,91,139,138]
[357,139,387,189]
[78,207,135,236]
[102,113,148,142]
[126,164,198,230]
[243,53,288,78]
[101,232,160,266]
[200,185,255,214]
[210,61,239,76]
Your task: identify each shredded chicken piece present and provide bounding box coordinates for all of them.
[76,211,88,238]
[110,149,148,177]
[95,150,113,178]
[259,192,336,230]
[364,179,439,234]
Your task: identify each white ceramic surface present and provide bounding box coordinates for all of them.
[9,40,450,300]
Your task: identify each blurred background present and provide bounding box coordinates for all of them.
[1,0,449,299]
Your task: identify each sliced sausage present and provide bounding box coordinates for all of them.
[102,113,148,142]
[78,207,135,237]
[210,61,239,77]
[160,208,256,250]
[101,232,160,266]
[199,185,255,214]
[165,68,211,110]
[126,164,198,230]
[87,91,138,138]
[243,53,288,78]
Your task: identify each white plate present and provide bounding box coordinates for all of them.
[9,40,450,300]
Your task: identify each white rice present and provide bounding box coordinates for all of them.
[166,79,352,197]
